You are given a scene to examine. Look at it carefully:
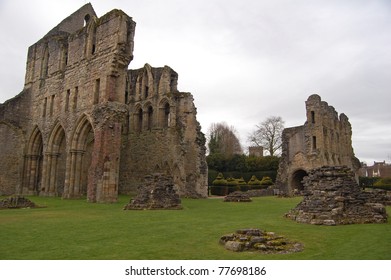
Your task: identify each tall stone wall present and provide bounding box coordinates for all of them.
[0,91,31,195]
[276,94,360,195]
[119,64,208,197]
[0,4,207,201]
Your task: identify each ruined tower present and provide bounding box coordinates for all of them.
[275,94,360,195]
[0,4,208,201]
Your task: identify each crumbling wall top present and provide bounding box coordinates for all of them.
[44,3,97,38]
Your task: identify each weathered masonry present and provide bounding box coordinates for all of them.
[0,4,208,202]
[275,94,360,195]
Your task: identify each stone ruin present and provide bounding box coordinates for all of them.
[220,228,303,254]
[275,94,361,195]
[123,173,182,210]
[0,3,208,203]
[285,166,388,225]
[0,196,39,209]
[223,191,252,202]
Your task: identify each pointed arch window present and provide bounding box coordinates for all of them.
[139,108,143,131]
[147,106,153,130]
[40,45,49,79]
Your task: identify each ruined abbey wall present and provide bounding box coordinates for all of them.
[0,4,208,200]
[276,94,360,195]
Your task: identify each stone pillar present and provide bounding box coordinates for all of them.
[88,123,122,203]
[48,153,59,195]
[73,150,84,197]
[65,150,84,198]
[24,155,40,195]
[88,102,127,202]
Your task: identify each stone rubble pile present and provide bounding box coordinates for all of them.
[223,191,252,202]
[123,173,182,210]
[220,228,303,254]
[286,166,388,225]
[0,196,38,209]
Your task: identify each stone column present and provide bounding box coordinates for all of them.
[48,153,59,195]
[88,102,127,202]
[66,150,84,198]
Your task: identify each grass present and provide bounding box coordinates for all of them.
[0,195,390,260]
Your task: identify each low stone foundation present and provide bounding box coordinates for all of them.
[220,228,303,254]
[286,166,388,225]
[223,191,252,202]
[123,173,182,210]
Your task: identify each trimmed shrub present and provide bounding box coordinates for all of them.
[372,177,391,190]
[237,177,247,185]
[248,175,262,186]
[226,177,238,186]
[260,176,273,186]
[212,173,227,186]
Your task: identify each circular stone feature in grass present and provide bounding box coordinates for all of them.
[220,228,303,254]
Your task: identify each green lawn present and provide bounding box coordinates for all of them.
[0,195,390,260]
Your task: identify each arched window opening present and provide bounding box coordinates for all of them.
[136,108,143,132]
[84,14,91,27]
[40,45,49,79]
[162,102,170,128]
[60,44,68,70]
[147,106,153,130]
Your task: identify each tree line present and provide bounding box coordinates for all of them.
[205,117,284,185]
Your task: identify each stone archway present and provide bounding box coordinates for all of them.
[42,123,67,196]
[290,169,308,193]
[23,126,43,195]
[64,116,94,198]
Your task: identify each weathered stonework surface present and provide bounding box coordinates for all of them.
[286,166,388,225]
[0,4,207,202]
[220,229,303,254]
[0,196,38,209]
[275,94,361,195]
[223,191,252,202]
[246,188,275,197]
[123,173,182,210]
[366,189,391,206]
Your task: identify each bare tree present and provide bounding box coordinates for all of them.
[207,122,242,157]
[248,116,285,156]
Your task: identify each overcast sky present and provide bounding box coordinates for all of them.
[0,0,390,164]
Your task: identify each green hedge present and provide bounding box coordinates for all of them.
[208,169,276,186]
[359,177,391,190]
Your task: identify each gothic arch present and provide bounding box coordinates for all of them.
[133,103,143,132]
[141,64,154,99]
[85,16,98,57]
[64,115,94,198]
[158,98,171,128]
[23,126,43,195]
[143,102,154,130]
[42,122,67,196]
